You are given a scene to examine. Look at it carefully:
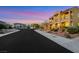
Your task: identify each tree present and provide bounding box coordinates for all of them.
[31,24,40,29]
[0,24,7,29]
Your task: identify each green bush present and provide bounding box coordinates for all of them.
[32,24,40,29]
[8,26,13,29]
[0,24,7,29]
[67,26,79,34]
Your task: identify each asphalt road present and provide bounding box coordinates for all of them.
[0,29,72,53]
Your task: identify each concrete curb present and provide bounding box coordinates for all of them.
[0,30,20,37]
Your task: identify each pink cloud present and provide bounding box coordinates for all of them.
[0,11,54,24]
[0,11,53,19]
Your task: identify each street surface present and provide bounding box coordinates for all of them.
[0,29,72,53]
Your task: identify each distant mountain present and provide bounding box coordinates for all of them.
[0,21,7,25]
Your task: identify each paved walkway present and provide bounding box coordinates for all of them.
[0,29,72,53]
[0,29,20,37]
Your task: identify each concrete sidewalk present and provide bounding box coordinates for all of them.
[35,30,79,53]
[0,29,20,37]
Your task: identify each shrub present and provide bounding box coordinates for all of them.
[0,24,7,29]
[67,26,79,34]
[62,28,65,32]
[8,26,13,29]
[50,29,54,31]
[53,28,59,32]
[64,33,71,38]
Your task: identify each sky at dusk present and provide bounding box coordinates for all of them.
[0,6,73,24]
